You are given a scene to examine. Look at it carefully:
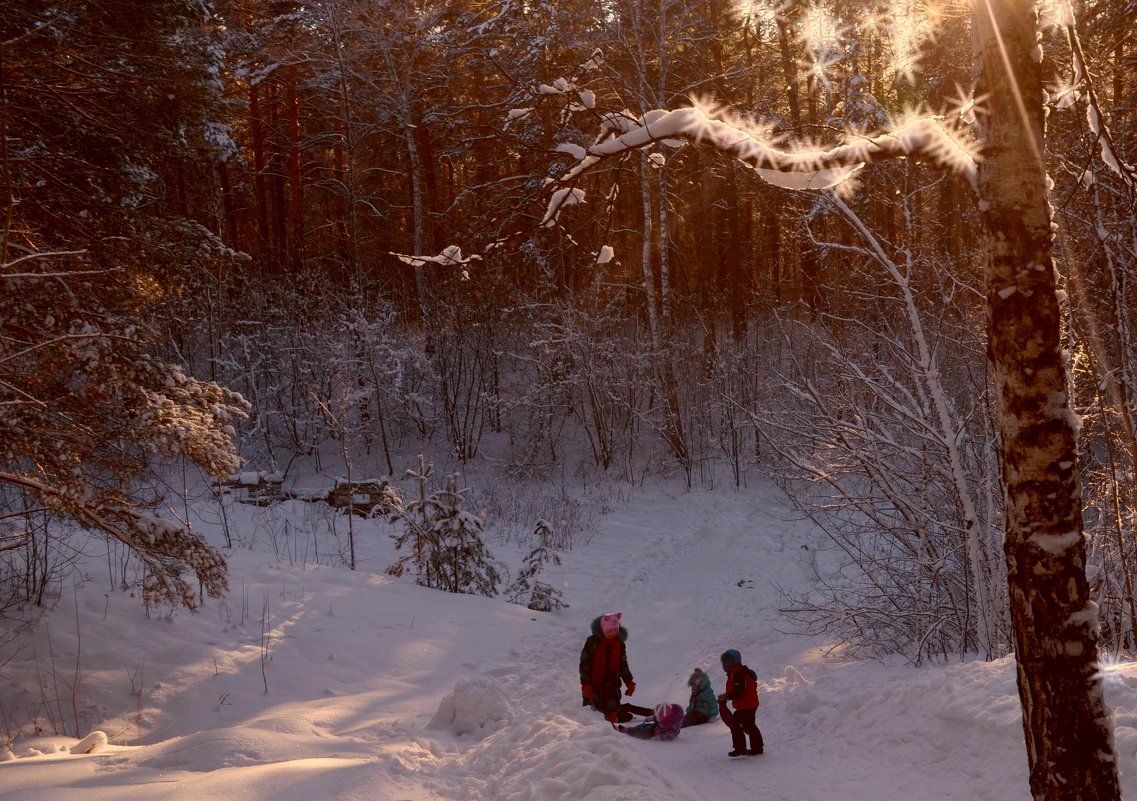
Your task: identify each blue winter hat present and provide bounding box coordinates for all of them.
[720,649,742,668]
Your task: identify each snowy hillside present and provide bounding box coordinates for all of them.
[3,478,1137,801]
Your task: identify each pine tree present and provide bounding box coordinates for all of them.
[387,457,500,597]
[506,520,568,612]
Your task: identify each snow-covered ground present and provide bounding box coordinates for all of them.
[4,476,1137,801]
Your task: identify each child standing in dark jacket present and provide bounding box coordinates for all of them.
[579,612,640,723]
[718,649,764,757]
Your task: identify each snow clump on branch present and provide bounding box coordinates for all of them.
[393,245,482,268]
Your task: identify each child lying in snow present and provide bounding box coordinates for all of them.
[617,703,684,741]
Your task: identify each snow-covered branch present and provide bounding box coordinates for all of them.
[1062,9,1137,199]
[391,245,482,269]
[0,332,131,369]
[0,470,228,610]
[540,101,979,228]
[0,249,89,276]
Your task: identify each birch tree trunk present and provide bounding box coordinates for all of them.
[972,1,1120,798]
[638,154,691,480]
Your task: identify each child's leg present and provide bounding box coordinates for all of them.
[621,702,654,717]
[598,687,622,722]
[681,710,710,727]
[728,718,747,752]
[621,722,657,739]
[736,709,763,752]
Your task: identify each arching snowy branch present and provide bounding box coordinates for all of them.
[540,100,979,228]
[0,471,229,609]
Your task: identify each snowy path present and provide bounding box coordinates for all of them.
[426,481,1027,801]
[12,477,1137,801]
[415,482,831,800]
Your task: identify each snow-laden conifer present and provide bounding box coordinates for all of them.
[506,519,567,612]
[387,456,501,597]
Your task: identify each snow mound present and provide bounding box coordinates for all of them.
[429,677,513,737]
[71,730,108,754]
[3,731,108,759]
[460,711,689,801]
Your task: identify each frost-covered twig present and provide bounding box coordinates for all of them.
[1061,4,1137,200]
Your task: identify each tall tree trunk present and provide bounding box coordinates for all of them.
[325,8,361,287]
[249,80,270,266]
[402,116,430,322]
[286,64,304,273]
[972,1,1120,799]
[638,155,690,480]
[776,11,802,131]
[217,160,239,250]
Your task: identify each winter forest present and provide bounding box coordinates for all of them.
[2,0,1137,799]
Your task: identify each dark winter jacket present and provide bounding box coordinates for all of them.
[724,663,759,711]
[686,668,719,720]
[579,616,633,714]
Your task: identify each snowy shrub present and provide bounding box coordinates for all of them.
[757,193,1007,664]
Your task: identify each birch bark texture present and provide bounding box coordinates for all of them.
[971,1,1120,798]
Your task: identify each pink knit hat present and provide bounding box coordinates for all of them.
[600,611,622,636]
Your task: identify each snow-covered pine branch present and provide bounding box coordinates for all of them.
[0,471,228,609]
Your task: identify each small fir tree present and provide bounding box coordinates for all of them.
[506,519,568,612]
[387,457,500,596]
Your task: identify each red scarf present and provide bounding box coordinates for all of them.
[591,636,623,687]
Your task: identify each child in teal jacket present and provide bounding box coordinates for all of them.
[682,667,719,727]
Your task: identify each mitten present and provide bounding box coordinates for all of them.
[625,681,636,696]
